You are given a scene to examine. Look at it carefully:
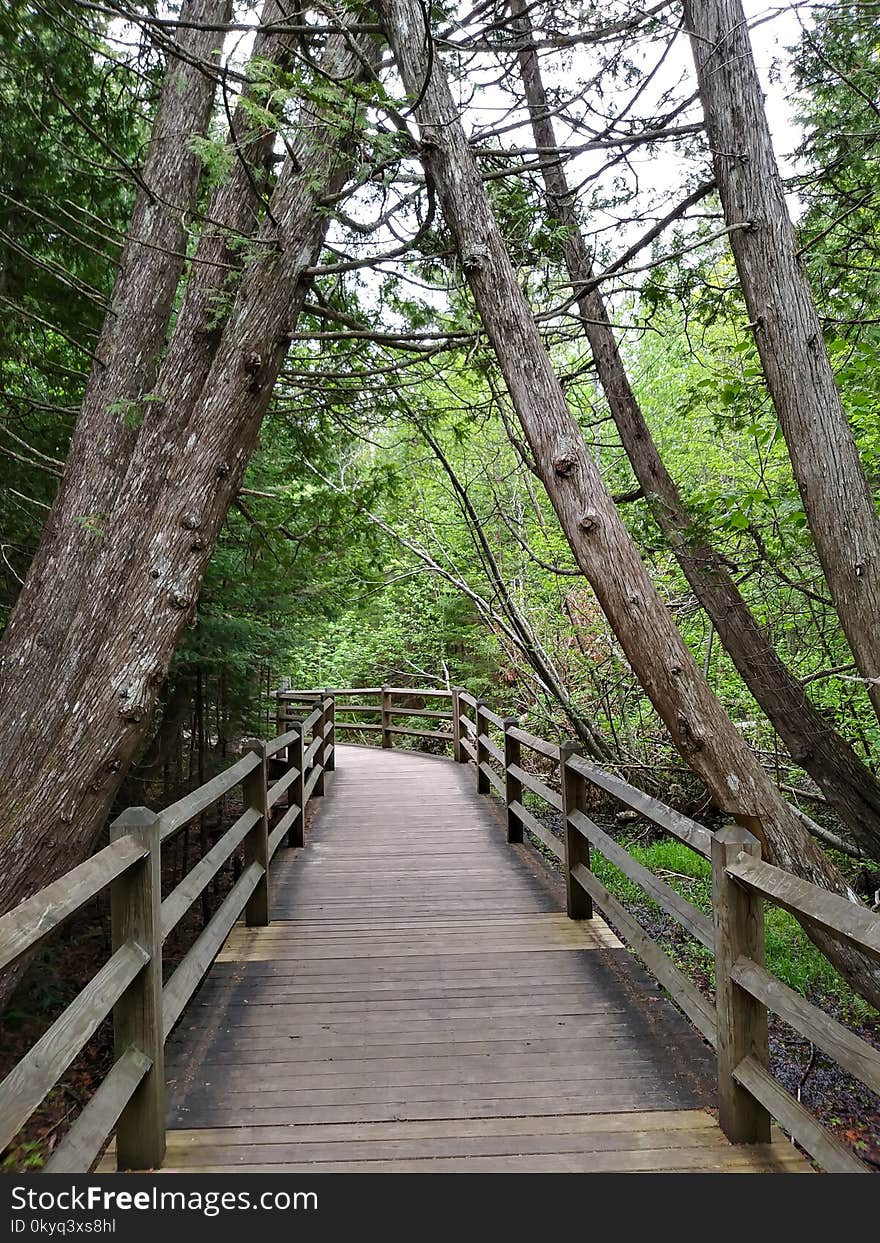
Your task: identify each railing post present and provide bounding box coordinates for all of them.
[313,700,326,798]
[324,690,336,772]
[711,823,770,1144]
[559,740,592,920]
[503,718,523,842]
[381,684,392,749]
[452,687,466,763]
[243,739,270,926]
[289,719,305,847]
[475,699,490,794]
[109,807,165,1171]
[269,698,290,814]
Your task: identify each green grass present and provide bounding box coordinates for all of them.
[591,837,876,1022]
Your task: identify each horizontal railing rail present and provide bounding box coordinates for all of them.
[281,685,456,751]
[0,694,336,1174]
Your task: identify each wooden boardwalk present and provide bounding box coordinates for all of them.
[131,746,806,1172]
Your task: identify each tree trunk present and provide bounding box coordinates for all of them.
[377,0,880,1006]
[683,0,880,724]
[0,25,380,965]
[413,416,612,759]
[0,0,232,683]
[510,0,880,863]
[0,0,315,806]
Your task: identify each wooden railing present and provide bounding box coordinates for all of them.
[278,684,454,749]
[0,695,335,1173]
[3,681,879,1174]
[287,684,880,1174]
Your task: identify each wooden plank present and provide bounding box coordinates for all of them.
[507,762,562,811]
[45,1046,151,1174]
[160,1126,736,1165]
[572,864,717,1046]
[301,705,322,732]
[386,726,453,741]
[0,836,146,972]
[390,707,454,720]
[219,931,621,962]
[566,754,712,858]
[510,800,564,862]
[321,687,383,696]
[479,761,505,796]
[725,854,880,964]
[168,1086,704,1125]
[161,809,259,940]
[335,722,382,732]
[478,732,504,765]
[477,704,505,730]
[386,687,454,699]
[266,764,300,809]
[460,735,476,761]
[164,1108,718,1147]
[159,752,260,842]
[569,809,714,950]
[731,956,880,1097]
[733,1055,868,1173]
[265,727,302,758]
[150,1132,806,1173]
[303,765,321,804]
[269,805,301,858]
[162,863,263,1039]
[507,726,559,761]
[0,941,148,1152]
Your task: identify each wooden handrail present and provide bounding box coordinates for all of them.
[158,751,261,842]
[730,956,880,1097]
[725,853,880,964]
[0,693,337,1173]
[0,940,149,1153]
[565,752,712,859]
[0,836,147,972]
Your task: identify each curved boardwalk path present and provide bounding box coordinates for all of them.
[135,746,806,1172]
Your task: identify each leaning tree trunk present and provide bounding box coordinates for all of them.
[0,0,232,688]
[414,417,612,759]
[509,0,880,863]
[683,0,880,725]
[0,26,380,980]
[0,0,305,841]
[377,0,880,1006]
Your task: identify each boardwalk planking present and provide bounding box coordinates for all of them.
[102,746,808,1172]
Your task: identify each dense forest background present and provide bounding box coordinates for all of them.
[4,0,878,826]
